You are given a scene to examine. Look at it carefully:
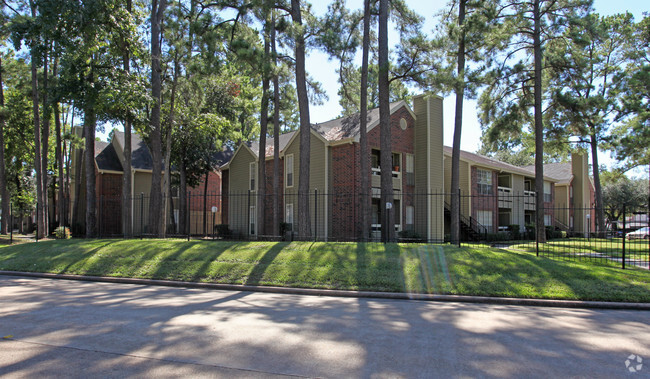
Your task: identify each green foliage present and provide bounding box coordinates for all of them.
[602,174,649,220]
[54,226,71,239]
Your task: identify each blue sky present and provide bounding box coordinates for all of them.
[306,0,648,175]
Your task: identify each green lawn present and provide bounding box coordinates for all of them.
[511,238,650,260]
[0,239,649,302]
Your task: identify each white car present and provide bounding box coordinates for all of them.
[626,227,650,240]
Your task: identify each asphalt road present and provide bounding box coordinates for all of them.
[1,276,648,378]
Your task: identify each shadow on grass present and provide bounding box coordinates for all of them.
[244,242,287,286]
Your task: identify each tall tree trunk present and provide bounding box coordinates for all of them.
[53,59,65,228]
[450,0,466,245]
[179,161,187,234]
[291,0,311,239]
[0,57,10,235]
[149,0,167,237]
[30,1,45,239]
[72,126,84,234]
[84,89,97,237]
[359,0,371,241]
[271,9,281,237]
[42,50,50,235]
[589,131,605,234]
[202,170,209,236]
[533,0,546,243]
[378,0,394,242]
[64,103,74,227]
[258,25,270,238]
[122,0,133,238]
[161,58,178,238]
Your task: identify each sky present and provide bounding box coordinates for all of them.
[305,0,648,176]
[98,0,648,176]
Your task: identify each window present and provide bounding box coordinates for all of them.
[285,203,294,231]
[406,206,414,228]
[544,214,552,226]
[392,153,401,172]
[285,154,294,188]
[405,154,415,185]
[371,149,381,175]
[477,169,493,195]
[543,181,552,202]
[249,206,256,235]
[476,210,493,232]
[249,162,257,191]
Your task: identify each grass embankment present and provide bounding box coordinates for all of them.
[511,238,650,260]
[0,239,648,302]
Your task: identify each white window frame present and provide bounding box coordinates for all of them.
[543,181,552,202]
[285,203,294,231]
[405,154,414,173]
[476,210,493,232]
[285,154,294,188]
[249,162,257,192]
[544,214,552,226]
[406,205,414,226]
[477,169,493,195]
[249,206,256,235]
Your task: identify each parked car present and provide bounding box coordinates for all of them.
[626,226,650,240]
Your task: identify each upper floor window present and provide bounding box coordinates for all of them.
[477,168,493,195]
[285,154,294,188]
[249,162,257,191]
[544,181,552,202]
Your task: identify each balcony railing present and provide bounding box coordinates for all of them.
[498,186,513,209]
[524,190,536,210]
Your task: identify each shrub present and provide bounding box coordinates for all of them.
[508,224,521,240]
[213,224,232,238]
[398,229,425,242]
[54,226,71,239]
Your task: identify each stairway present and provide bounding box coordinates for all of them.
[444,203,484,242]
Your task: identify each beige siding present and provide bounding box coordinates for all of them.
[413,94,444,241]
[282,131,327,239]
[227,147,257,236]
[511,174,526,228]
[133,172,152,196]
[555,185,569,226]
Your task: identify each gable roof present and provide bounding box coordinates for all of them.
[443,146,556,181]
[311,100,410,142]
[95,141,123,172]
[248,131,297,158]
[525,162,573,185]
[113,131,154,170]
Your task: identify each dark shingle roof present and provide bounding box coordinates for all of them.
[113,131,153,170]
[443,146,557,181]
[248,131,297,158]
[95,141,123,172]
[524,162,572,184]
[311,101,405,141]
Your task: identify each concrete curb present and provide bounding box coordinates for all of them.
[2,270,649,310]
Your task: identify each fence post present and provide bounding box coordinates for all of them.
[35,202,38,242]
[247,190,251,239]
[536,219,539,257]
[622,205,626,269]
[10,202,13,244]
[99,195,103,238]
[457,188,462,248]
[314,189,318,242]
[140,192,144,239]
[187,192,191,241]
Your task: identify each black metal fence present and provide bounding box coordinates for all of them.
[4,190,648,269]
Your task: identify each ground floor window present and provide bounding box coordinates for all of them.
[249,206,256,235]
[544,214,552,226]
[476,210,493,233]
[285,203,294,231]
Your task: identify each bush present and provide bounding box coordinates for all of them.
[398,229,425,242]
[508,224,521,240]
[213,224,232,238]
[54,226,71,239]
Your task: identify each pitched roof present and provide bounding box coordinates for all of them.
[113,131,153,170]
[311,101,407,141]
[443,146,556,181]
[95,141,123,172]
[525,162,573,185]
[248,131,297,158]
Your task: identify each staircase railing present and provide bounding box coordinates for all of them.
[444,201,487,239]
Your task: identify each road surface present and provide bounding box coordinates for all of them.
[1,275,648,378]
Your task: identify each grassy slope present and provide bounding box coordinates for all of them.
[0,239,648,302]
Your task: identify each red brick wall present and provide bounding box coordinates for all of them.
[96,171,123,235]
[187,170,222,212]
[221,170,229,224]
[328,105,416,239]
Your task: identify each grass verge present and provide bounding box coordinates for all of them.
[0,239,648,302]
